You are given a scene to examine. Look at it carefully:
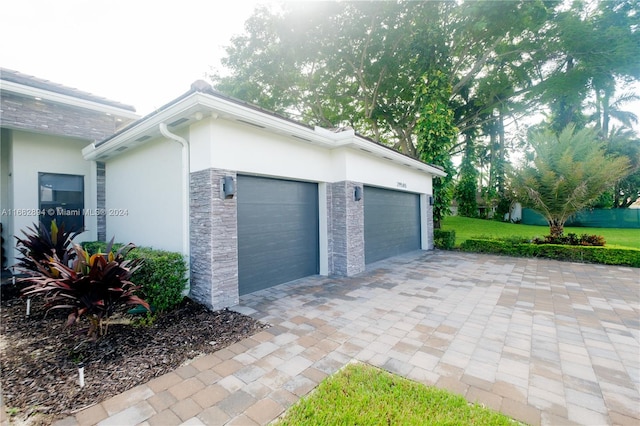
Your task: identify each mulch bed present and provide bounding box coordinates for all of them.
[0,282,267,425]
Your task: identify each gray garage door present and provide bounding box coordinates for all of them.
[237,175,319,295]
[364,186,421,264]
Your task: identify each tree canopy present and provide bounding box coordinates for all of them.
[213,1,552,153]
[211,0,640,220]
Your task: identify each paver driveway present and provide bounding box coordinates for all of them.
[57,251,639,426]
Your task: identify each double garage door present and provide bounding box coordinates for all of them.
[237,175,319,295]
[237,177,421,295]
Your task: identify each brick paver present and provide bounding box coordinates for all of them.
[53,251,639,425]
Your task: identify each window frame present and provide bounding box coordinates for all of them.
[38,172,85,231]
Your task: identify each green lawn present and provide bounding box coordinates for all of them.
[441,216,640,250]
[276,362,523,426]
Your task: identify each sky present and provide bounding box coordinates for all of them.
[1,0,262,116]
[2,0,638,130]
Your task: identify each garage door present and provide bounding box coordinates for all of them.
[237,175,319,295]
[364,186,421,264]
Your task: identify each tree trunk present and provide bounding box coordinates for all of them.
[488,121,497,193]
[549,220,564,238]
[602,90,611,137]
[497,108,506,195]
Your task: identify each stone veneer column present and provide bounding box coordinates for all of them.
[189,168,239,311]
[328,181,365,276]
[96,162,106,241]
[426,195,434,250]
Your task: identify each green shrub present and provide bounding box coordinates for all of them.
[127,248,187,313]
[81,240,111,255]
[434,229,456,250]
[532,233,606,246]
[82,242,188,313]
[460,238,640,267]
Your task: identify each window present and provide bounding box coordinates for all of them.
[39,173,84,231]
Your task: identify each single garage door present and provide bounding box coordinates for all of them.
[364,186,421,264]
[237,175,319,295]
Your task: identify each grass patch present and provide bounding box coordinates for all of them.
[276,363,523,426]
[442,216,640,250]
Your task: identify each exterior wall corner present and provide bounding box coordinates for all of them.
[327,180,365,276]
[189,168,239,310]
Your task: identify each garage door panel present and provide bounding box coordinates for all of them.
[364,186,420,264]
[237,175,319,295]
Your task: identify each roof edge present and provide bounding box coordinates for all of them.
[1,80,139,120]
[87,80,446,177]
[0,67,137,113]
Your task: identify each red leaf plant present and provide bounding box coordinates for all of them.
[19,237,150,339]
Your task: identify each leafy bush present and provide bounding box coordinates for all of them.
[532,233,606,246]
[582,234,607,246]
[500,235,532,244]
[460,238,640,267]
[19,240,149,338]
[127,248,187,313]
[80,240,119,255]
[82,241,187,313]
[434,229,456,250]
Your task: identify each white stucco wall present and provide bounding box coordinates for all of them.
[6,130,97,267]
[189,117,434,193]
[186,116,435,263]
[332,148,432,195]
[99,114,436,263]
[190,118,334,183]
[104,136,183,253]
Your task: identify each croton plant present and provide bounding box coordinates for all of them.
[15,220,81,277]
[16,221,149,339]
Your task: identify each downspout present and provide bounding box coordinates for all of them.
[159,123,190,293]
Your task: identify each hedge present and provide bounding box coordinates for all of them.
[434,229,456,250]
[81,241,188,312]
[459,239,640,267]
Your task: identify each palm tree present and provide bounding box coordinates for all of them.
[590,90,639,137]
[606,126,640,208]
[514,124,630,238]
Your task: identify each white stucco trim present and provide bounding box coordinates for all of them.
[82,91,447,179]
[318,182,329,276]
[1,80,140,120]
[158,123,191,292]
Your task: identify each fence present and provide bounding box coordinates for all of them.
[521,208,640,229]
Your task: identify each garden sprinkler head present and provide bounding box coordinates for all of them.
[78,362,85,388]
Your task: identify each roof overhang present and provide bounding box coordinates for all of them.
[1,80,140,120]
[82,91,446,178]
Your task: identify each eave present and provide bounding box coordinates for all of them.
[1,80,140,120]
[82,91,446,178]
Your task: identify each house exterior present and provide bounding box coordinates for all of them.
[0,68,138,269]
[2,70,446,310]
